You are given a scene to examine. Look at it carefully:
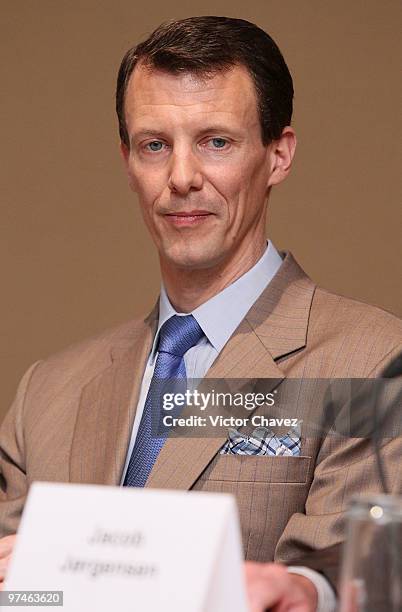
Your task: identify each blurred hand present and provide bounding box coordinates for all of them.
[0,535,16,590]
[245,561,318,612]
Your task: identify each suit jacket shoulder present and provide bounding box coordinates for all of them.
[304,286,402,377]
[23,312,157,403]
[311,286,402,338]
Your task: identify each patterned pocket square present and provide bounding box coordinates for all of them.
[220,425,301,456]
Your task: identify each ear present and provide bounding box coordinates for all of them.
[267,127,297,187]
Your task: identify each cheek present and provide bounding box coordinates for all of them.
[208,160,259,215]
[213,149,266,191]
[207,162,247,203]
[234,156,271,208]
[129,163,164,205]
[212,157,269,229]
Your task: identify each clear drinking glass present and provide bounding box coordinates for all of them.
[339,494,402,612]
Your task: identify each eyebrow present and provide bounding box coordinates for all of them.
[132,129,165,139]
[197,125,243,138]
[131,124,244,143]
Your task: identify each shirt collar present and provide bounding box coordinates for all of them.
[152,240,283,357]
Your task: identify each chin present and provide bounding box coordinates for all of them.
[162,242,226,271]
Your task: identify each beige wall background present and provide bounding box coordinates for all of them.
[1,1,401,419]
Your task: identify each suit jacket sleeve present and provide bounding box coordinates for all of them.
[0,362,41,537]
[275,344,402,579]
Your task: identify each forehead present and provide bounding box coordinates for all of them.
[124,63,259,133]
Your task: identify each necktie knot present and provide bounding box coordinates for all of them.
[157,314,204,357]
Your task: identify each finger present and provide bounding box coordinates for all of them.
[0,535,16,558]
[245,563,290,611]
[0,552,13,577]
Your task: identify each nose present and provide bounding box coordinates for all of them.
[168,149,203,195]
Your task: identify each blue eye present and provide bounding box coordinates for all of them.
[211,138,227,148]
[147,141,163,152]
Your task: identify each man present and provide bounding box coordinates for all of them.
[0,16,401,612]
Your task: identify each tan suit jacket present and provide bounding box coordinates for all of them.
[1,253,401,570]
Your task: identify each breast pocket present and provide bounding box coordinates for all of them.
[199,454,311,484]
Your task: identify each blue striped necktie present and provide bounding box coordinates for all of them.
[124,314,204,487]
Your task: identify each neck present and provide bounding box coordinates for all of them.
[160,236,267,313]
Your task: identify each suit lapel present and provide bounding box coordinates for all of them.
[146,252,316,491]
[245,252,316,361]
[69,308,158,485]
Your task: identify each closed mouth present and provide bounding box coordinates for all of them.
[165,210,212,217]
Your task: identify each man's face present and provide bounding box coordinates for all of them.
[121,63,284,271]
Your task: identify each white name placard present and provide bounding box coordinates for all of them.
[5,482,248,612]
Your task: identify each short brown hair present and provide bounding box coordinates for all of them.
[116,16,293,147]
